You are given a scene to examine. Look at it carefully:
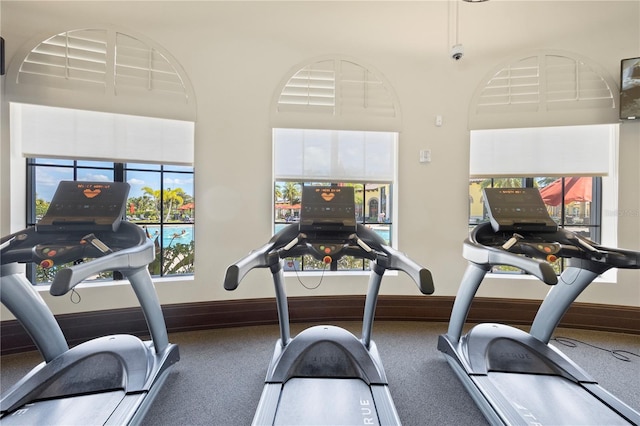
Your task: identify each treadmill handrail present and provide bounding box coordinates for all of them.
[223,243,276,291]
[379,244,434,294]
[50,238,155,296]
[463,239,558,285]
[224,223,434,295]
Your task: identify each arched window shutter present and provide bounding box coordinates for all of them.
[469,50,618,129]
[272,56,401,132]
[7,27,196,122]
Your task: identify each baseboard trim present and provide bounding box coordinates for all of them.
[2,296,638,355]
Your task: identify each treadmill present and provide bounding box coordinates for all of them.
[224,186,435,425]
[1,181,179,425]
[438,187,640,425]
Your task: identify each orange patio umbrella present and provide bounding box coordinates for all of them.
[539,177,592,206]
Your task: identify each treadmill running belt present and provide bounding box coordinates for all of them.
[483,372,632,425]
[273,378,380,425]
[0,391,127,425]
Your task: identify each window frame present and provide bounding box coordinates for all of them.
[274,181,394,273]
[469,176,603,275]
[25,158,195,284]
[272,128,399,275]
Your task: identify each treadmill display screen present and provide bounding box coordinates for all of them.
[36,181,130,232]
[299,186,357,233]
[483,188,558,233]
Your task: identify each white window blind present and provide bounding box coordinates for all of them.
[469,124,617,178]
[11,103,194,165]
[273,128,396,182]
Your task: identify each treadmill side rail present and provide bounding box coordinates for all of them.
[252,384,282,426]
[370,385,402,425]
[582,383,640,426]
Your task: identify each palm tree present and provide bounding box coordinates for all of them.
[274,182,301,220]
[142,186,160,206]
[141,186,162,220]
[535,177,557,188]
[141,186,186,221]
[163,188,185,222]
[35,197,49,220]
[479,178,526,189]
[281,182,301,205]
[480,177,558,190]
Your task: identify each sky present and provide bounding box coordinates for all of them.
[34,161,194,202]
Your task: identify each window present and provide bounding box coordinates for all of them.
[11,104,195,285]
[7,28,197,285]
[273,128,397,273]
[469,177,602,275]
[466,52,620,279]
[271,57,401,273]
[274,182,393,272]
[469,177,601,239]
[27,158,195,284]
[467,124,619,277]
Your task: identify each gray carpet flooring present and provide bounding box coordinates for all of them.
[1,321,639,425]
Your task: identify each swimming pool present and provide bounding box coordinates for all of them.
[144,225,194,248]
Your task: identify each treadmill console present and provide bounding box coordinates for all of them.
[299,186,357,234]
[483,188,557,233]
[36,181,130,233]
[2,181,143,269]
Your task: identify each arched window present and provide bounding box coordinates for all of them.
[467,50,620,277]
[7,27,197,283]
[368,198,379,221]
[272,56,400,272]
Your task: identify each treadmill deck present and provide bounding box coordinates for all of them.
[468,370,634,425]
[265,378,395,426]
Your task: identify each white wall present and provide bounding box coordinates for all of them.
[1,1,638,319]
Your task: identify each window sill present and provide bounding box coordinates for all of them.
[283,270,399,278]
[36,274,195,292]
[485,270,616,284]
